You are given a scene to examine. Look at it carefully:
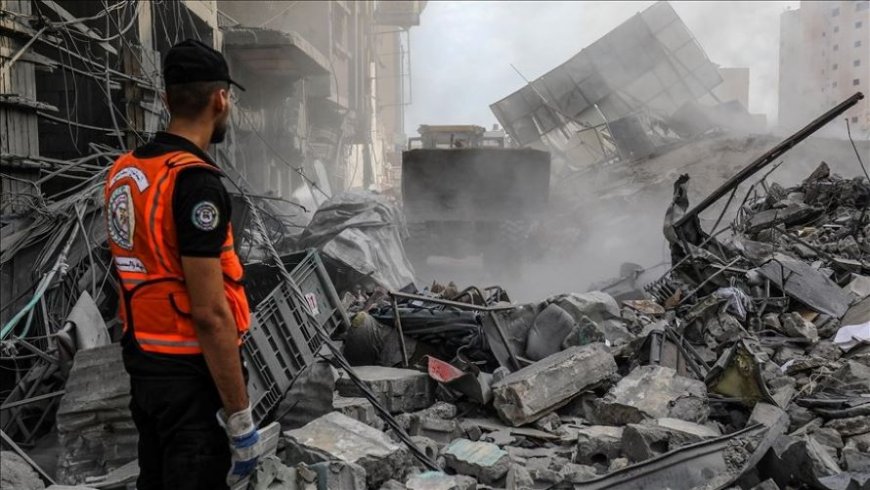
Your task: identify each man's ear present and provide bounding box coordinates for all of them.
[214,88,229,114]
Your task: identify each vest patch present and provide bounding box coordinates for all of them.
[192,201,219,231]
[109,166,150,191]
[115,256,147,273]
[108,185,135,250]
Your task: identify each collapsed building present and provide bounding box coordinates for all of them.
[489,1,766,173]
[1,1,870,490]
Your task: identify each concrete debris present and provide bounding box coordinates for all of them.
[2,5,868,488]
[405,471,477,490]
[621,418,721,463]
[284,412,411,488]
[749,479,780,490]
[1,451,46,490]
[55,345,136,485]
[334,395,385,431]
[440,439,510,484]
[594,365,709,425]
[336,366,435,414]
[760,434,844,488]
[492,343,617,426]
[823,416,870,438]
[572,425,624,467]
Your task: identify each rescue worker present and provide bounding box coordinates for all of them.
[104,39,262,489]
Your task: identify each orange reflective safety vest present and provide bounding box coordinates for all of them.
[105,150,250,355]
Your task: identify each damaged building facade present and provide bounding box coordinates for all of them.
[1,0,423,326]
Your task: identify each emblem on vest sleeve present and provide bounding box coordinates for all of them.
[108,185,135,250]
[192,201,219,231]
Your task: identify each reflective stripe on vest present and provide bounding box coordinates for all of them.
[105,150,250,355]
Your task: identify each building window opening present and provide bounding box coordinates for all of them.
[855,40,863,47]
[854,78,861,86]
[855,59,862,67]
[834,44,839,51]
[832,7,840,16]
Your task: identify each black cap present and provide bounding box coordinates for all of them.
[163,39,245,91]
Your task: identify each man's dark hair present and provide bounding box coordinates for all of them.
[165,81,228,118]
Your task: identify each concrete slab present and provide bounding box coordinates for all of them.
[594,365,709,425]
[621,419,719,463]
[333,395,384,431]
[336,366,435,414]
[405,471,477,490]
[284,412,410,488]
[572,425,624,466]
[55,344,135,485]
[441,439,510,484]
[492,343,617,426]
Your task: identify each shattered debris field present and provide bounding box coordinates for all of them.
[2,1,870,490]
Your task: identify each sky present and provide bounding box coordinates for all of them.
[404,0,800,136]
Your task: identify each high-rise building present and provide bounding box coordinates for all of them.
[778,1,870,136]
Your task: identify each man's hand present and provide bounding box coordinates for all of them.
[217,404,263,485]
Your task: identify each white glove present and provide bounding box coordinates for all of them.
[217,404,262,486]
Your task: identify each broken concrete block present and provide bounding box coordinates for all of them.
[379,480,408,490]
[573,425,623,466]
[410,436,440,464]
[531,413,561,432]
[780,312,819,342]
[594,365,708,425]
[297,460,367,490]
[56,344,136,485]
[551,292,636,347]
[333,395,384,431]
[824,415,870,437]
[845,432,870,452]
[558,463,597,483]
[608,457,630,472]
[812,427,844,450]
[842,447,870,473]
[817,473,870,490]
[336,366,435,414]
[505,465,533,490]
[749,478,780,490]
[441,439,509,484]
[393,403,463,446]
[621,418,718,463]
[1,451,45,490]
[492,343,617,426]
[621,424,673,462]
[284,412,410,488]
[551,292,621,323]
[525,303,577,361]
[279,361,338,430]
[655,417,721,438]
[405,471,477,490]
[481,430,515,447]
[761,434,842,488]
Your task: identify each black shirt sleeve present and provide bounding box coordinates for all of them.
[172,168,231,257]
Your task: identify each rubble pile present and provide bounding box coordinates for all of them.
[234,161,865,489]
[1,150,867,490]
